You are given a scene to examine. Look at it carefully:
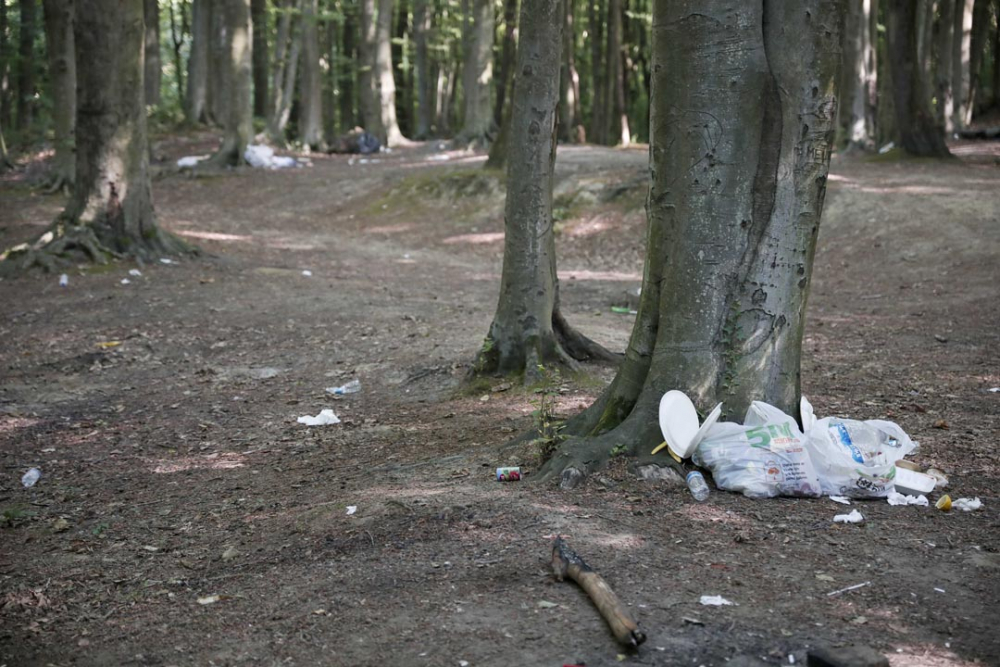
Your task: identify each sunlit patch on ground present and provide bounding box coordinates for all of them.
[148,452,247,474]
[0,416,40,434]
[888,643,983,666]
[442,232,505,245]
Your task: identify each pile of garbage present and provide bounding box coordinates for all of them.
[653,390,977,509]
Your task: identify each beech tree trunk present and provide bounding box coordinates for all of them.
[167,0,186,105]
[358,0,384,139]
[340,8,357,129]
[299,0,324,148]
[839,0,878,151]
[603,0,628,145]
[994,0,1000,109]
[16,0,36,132]
[2,0,188,272]
[967,0,991,117]
[208,1,227,123]
[559,0,583,143]
[456,0,495,148]
[186,0,210,123]
[206,0,253,167]
[888,0,952,156]
[588,0,606,144]
[539,0,845,488]
[0,0,10,132]
[375,0,404,146]
[493,0,518,129]
[413,0,432,137]
[952,0,974,129]
[267,0,302,141]
[144,0,161,106]
[935,0,956,132]
[475,0,617,381]
[251,0,269,117]
[41,0,75,191]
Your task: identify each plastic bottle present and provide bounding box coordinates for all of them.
[21,468,41,488]
[326,379,361,395]
[827,420,894,465]
[686,471,710,502]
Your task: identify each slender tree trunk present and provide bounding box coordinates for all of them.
[341,6,357,129]
[267,0,293,138]
[559,0,582,142]
[539,0,845,487]
[187,0,210,122]
[324,9,338,137]
[0,117,11,172]
[300,0,324,148]
[888,0,952,155]
[358,0,384,139]
[588,0,605,144]
[603,0,628,145]
[413,0,432,137]
[393,0,410,136]
[3,0,188,272]
[375,0,404,145]
[251,0,269,117]
[994,0,1000,109]
[0,0,10,132]
[269,0,303,141]
[493,0,518,129]
[839,0,878,151]
[952,0,974,129]
[144,0,161,106]
[41,0,75,191]
[206,0,253,166]
[935,0,956,131]
[168,0,187,106]
[16,0,37,132]
[435,58,456,134]
[967,0,991,117]
[456,0,495,148]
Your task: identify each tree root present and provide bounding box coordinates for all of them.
[42,172,74,196]
[553,305,623,365]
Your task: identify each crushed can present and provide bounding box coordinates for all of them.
[496,467,522,482]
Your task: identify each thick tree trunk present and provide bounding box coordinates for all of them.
[168,0,186,106]
[994,0,1000,109]
[41,0,75,192]
[16,0,37,132]
[205,0,253,167]
[603,0,628,146]
[299,0,324,148]
[144,0,161,106]
[208,1,227,123]
[475,0,617,381]
[375,0,404,146]
[559,0,582,143]
[251,0,269,117]
[2,0,188,272]
[186,0,210,123]
[967,0,991,117]
[493,0,518,129]
[540,0,845,488]
[917,0,935,83]
[413,0,432,137]
[935,0,956,132]
[839,0,878,151]
[888,0,952,156]
[456,0,494,148]
[588,0,605,145]
[952,0,974,129]
[358,0,384,139]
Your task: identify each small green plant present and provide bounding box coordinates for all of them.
[531,364,565,462]
[1,506,35,527]
[610,443,629,458]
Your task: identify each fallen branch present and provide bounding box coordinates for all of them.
[550,536,646,648]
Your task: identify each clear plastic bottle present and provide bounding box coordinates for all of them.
[21,468,41,488]
[827,420,892,465]
[686,471,710,502]
[326,379,361,395]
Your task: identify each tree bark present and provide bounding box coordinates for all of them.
[144,0,161,106]
[559,0,582,142]
[603,0,628,145]
[994,0,1000,109]
[2,0,189,272]
[0,0,10,132]
[207,0,227,123]
[839,0,878,151]
[16,0,37,132]
[41,0,75,192]
[935,0,955,132]
[340,6,357,129]
[267,0,302,141]
[539,0,845,487]
[413,0,432,137]
[358,0,384,139]
[493,0,518,129]
[167,0,187,107]
[456,0,495,149]
[251,0,269,117]
[588,0,605,145]
[205,0,253,167]
[186,0,210,123]
[375,0,404,146]
[299,0,324,148]
[888,0,952,156]
[967,0,991,117]
[952,0,974,129]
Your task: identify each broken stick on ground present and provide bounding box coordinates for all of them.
[550,536,647,648]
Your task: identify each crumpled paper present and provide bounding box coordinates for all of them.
[297,409,341,426]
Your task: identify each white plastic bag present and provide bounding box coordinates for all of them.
[804,418,916,498]
[693,402,822,499]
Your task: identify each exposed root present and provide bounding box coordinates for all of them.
[42,172,74,196]
[553,305,623,365]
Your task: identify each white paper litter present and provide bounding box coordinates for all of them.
[301,270,313,277]
[346,506,357,515]
[120,278,130,285]
[129,269,142,276]
[244,144,301,169]
[177,155,208,168]
[58,274,68,287]
[296,409,341,426]
[699,595,735,607]
[953,497,983,512]
[887,491,928,506]
[160,258,174,264]
[834,509,865,524]
[988,387,999,393]
[829,496,852,505]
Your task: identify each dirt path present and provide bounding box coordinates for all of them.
[1,140,998,667]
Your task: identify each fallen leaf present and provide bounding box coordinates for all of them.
[51,518,70,533]
[96,341,122,349]
[197,595,222,605]
[815,574,835,582]
[222,546,238,561]
[932,419,949,430]
[537,600,559,609]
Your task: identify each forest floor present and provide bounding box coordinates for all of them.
[1,134,999,667]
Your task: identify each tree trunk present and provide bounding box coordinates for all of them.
[251,0,269,117]
[456,0,495,148]
[435,58,456,135]
[413,0,432,137]
[839,0,878,151]
[358,0,384,139]
[3,0,189,272]
[475,0,617,381]
[967,0,991,117]
[559,0,582,142]
[144,0,161,106]
[916,0,935,83]
[323,9,338,137]
[0,0,10,132]
[187,0,209,123]
[267,0,303,141]
[168,0,187,107]
[994,0,1000,109]
[16,0,37,132]
[205,0,253,167]
[588,0,605,144]
[935,0,955,132]
[888,0,952,155]
[493,0,518,129]
[341,6,357,129]
[952,0,974,129]
[299,0,324,148]
[539,0,845,488]
[41,0,75,191]
[375,0,404,146]
[603,0,628,145]
[393,0,410,137]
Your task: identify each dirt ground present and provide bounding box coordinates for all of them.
[1,135,998,667]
